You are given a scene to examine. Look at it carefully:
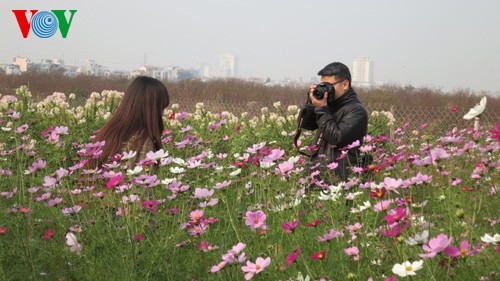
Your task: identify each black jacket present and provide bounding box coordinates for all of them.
[300,88,368,182]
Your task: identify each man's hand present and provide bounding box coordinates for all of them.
[309,84,328,107]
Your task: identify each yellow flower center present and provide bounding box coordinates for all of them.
[406,265,413,271]
[254,219,260,224]
[460,249,467,255]
[255,265,261,270]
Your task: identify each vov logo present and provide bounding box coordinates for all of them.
[12,10,77,38]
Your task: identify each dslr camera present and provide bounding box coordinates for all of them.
[312,82,335,102]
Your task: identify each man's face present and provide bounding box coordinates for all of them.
[320,75,349,100]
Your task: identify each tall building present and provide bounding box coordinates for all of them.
[352,57,374,88]
[220,53,238,77]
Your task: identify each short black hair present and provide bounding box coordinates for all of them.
[317,62,351,85]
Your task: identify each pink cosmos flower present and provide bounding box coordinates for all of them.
[316,228,344,242]
[419,233,453,258]
[281,219,299,234]
[15,123,28,134]
[27,159,46,174]
[245,210,267,230]
[344,246,359,261]
[44,198,63,207]
[189,210,205,222]
[0,227,8,235]
[374,200,393,212]
[241,257,271,280]
[383,177,403,191]
[193,188,214,199]
[196,241,219,252]
[276,161,294,175]
[43,176,57,187]
[211,261,227,273]
[214,180,232,189]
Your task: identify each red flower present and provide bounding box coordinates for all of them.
[451,106,459,112]
[168,113,176,120]
[305,219,321,227]
[311,250,326,260]
[0,227,7,235]
[43,228,54,240]
[369,187,386,198]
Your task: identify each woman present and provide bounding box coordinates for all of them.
[90,76,170,167]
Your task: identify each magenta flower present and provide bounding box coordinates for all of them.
[281,219,299,234]
[384,208,407,225]
[106,173,124,188]
[43,228,54,240]
[419,233,453,258]
[141,200,161,213]
[381,221,411,237]
[285,248,300,267]
[241,257,271,280]
[444,240,471,257]
[244,210,267,230]
[135,233,144,242]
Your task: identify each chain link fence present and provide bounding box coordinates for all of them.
[172,99,500,133]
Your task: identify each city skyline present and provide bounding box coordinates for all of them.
[1,1,500,94]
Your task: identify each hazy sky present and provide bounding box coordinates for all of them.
[1,0,500,94]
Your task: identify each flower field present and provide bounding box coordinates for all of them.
[0,86,499,281]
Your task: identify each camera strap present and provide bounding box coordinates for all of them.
[293,113,323,158]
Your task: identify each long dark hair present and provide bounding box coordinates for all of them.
[90,76,169,167]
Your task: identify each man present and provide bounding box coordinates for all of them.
[300,62,368,183]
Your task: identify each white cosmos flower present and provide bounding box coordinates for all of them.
[392,260,424,277]
[288,156,300,163]
[463,96,487,120]
[405,230,429,245]
[229,168,241,177]
[172,158,185,165]
[126,166,143,176]
[170,167,185,174]
[161,178,175,185]
[481,233,500,244]
[122,151,137,160]
[260,162,275,169]
[146,149,169,160]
